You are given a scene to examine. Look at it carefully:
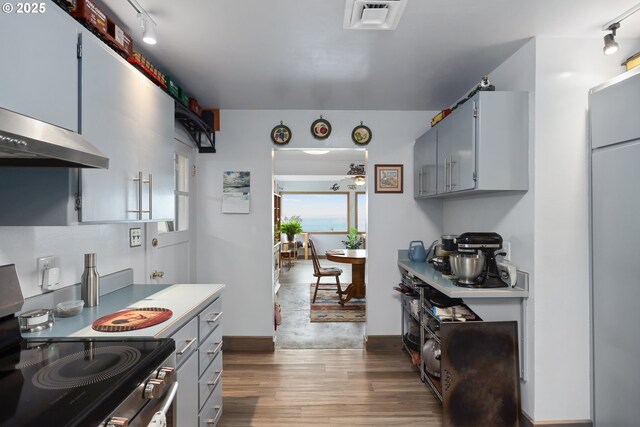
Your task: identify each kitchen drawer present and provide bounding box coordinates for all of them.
[199,386,223,427]
[199,297,222,343]
[173,317,198,368]
[198,351,223,410]
[199,324,223,377]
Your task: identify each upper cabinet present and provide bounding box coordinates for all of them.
[79,33,174,222]
[590,68,640,149]
[0,5,78,130]
[414,91,529,199]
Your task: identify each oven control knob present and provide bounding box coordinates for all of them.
[156,367,175,383]
[144,378,165,399]
[106,417,129,427]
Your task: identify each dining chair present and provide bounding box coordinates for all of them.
[309,239,344,304]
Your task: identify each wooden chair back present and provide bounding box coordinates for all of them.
[308,239,322,276]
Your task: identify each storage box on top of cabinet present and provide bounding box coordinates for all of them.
[414,91,529,199]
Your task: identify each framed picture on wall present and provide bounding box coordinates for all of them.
[374,164,403,194]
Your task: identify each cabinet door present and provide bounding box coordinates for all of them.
[436,117,453,194]
[590,71,640,149]
[177,351,199,426]
[138,75,175,221]
[79,33,140,222]
[0,5,78,131]
[448,100,476,192]
[414,130,437,198]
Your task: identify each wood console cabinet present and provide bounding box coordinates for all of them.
[414,91,528,199]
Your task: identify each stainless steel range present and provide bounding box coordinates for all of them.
[0,264,177,427]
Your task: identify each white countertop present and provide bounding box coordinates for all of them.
[22,283,225,339]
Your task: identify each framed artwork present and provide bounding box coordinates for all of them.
[374,164,403,194]
[351,123,372,145]
[271,122,292,145]
[222,171,250,213]
[310,117,331,139]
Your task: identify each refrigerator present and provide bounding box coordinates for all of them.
[589,67,640,426]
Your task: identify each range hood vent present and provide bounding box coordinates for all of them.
[0,107,109,169]
[344,0,407,30]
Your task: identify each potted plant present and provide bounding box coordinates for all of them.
[280,220,303,242]
[342,227,363,249]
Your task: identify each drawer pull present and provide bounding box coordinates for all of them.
[207,342,223,356]
[206,406,222,425]
[176,337,197,355]
[205,312,223,323]
[206,370,223,387]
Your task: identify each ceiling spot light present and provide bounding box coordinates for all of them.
[139,13,157,45]
[603,23,619,55]
[354,175,366,186]
[303,150,330,155]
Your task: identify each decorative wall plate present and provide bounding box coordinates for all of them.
[352,123,372,145]
[271,123,292,145]
[311,117,332,139]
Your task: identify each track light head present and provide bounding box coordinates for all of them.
[139,13,157,45]
[603,22,620,55]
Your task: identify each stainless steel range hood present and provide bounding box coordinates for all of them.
[0,107,109,169]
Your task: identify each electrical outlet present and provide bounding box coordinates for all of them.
[503,242,511,261]
[37,256,57,289]
[129,227,142,247]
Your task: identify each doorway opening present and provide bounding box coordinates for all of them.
[272,148,367,349]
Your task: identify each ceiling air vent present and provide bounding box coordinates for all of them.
[343,0,407,30]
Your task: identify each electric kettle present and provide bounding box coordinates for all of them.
[408,241,427,262]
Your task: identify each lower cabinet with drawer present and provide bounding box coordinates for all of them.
[174,296,223,426]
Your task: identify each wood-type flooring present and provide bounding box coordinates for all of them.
[219,349,443,426]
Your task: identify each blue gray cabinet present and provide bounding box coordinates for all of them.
[590,68,640,427]
[173,296,224,426]
[0,4,78,131]
[414,91,529,199]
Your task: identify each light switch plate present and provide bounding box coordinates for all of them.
[129,228,142,247]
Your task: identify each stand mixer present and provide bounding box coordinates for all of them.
[455,232,507,288]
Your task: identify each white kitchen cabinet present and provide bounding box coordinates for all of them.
[79,32,175,222]
[414,91,528,199]
[414,129,437,198]
[0,4,78,131]
[172,295,224,426]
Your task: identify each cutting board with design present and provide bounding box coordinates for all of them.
[92,307,173,332]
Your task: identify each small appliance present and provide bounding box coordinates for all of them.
[408,240,427,262]
[454,232,507,288]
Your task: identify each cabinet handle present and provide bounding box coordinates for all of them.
[176,337,197,355]
[206,406,223,425]
[207,370,223,387]
[146,174,153,219]
[444,158,450,191]
[127,171,144,219]
[207,341,223,356]
[206,312,223,323]
[417,169,423,195]
[449,157,456,190]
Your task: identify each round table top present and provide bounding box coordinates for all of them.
[325,249,366,264]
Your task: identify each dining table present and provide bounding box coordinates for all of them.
[325,249,366,304]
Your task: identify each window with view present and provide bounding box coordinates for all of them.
[158,152,189,233]
[281,193,349,233]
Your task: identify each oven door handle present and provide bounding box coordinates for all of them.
[148,382,179,426]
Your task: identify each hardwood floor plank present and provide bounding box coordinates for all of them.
[219,349,442,426]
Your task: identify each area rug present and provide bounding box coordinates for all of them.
[310,284,366,322]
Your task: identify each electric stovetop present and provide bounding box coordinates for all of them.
[0,318,174,427]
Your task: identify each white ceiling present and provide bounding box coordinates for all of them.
[98,0,640,111]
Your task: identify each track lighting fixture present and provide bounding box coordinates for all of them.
[601,3,640,55]
[127,0,158,45]
[603,23,619,55]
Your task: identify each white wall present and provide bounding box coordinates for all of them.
[532,37,640,421]
[195,110,442,337]
[0,224,147,297]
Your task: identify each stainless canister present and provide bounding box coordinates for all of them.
[81,253,100,307]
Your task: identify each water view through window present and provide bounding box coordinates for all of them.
[281,193,349,232]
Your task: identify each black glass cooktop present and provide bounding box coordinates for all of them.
[0,334,174,427]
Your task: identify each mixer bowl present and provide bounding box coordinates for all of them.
[449,253,485,284]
